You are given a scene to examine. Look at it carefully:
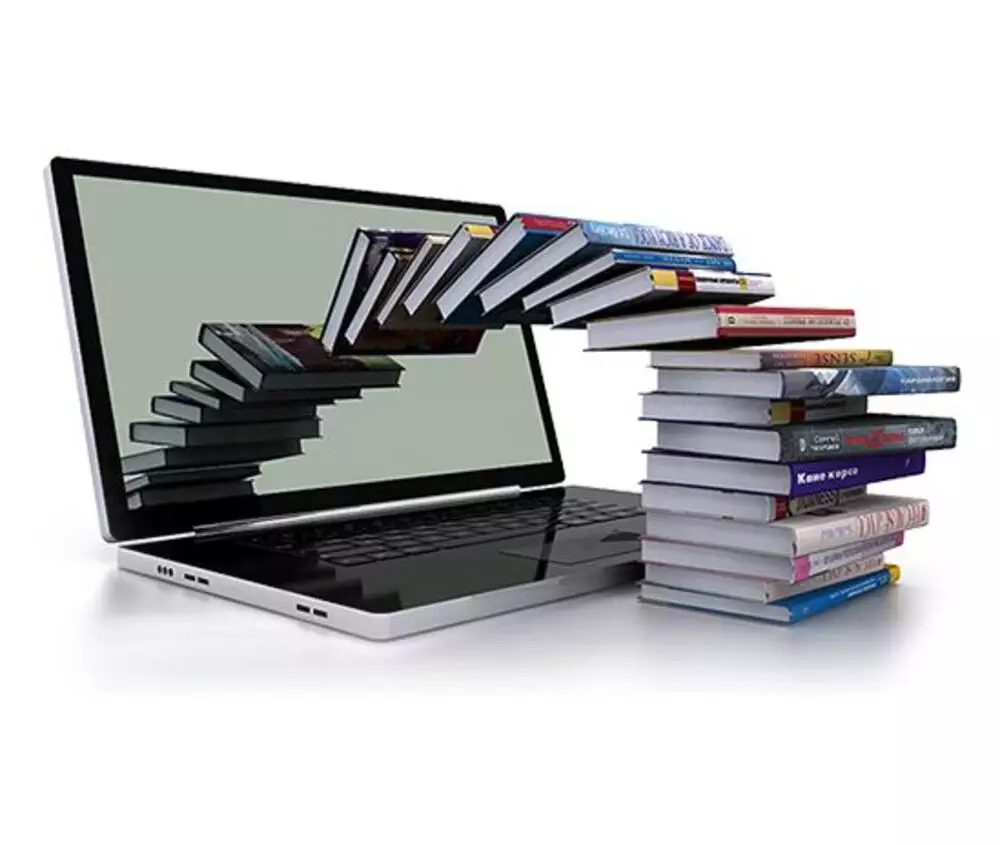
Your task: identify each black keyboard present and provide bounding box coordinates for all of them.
[240,496,641,566]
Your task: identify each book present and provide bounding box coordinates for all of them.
[644,494,929,556]
[376,234,449,326]
[151,395,318,425]
[130,417,321,448]
[586,305,857,351]
[644,450,927,496]
[640,393,867,426]
[320,228,434,351]
[124,463,261,493]
[639,565,900,623]
[435,213,577,321]
[121,440,303,474]
[649,348,894,371]
[127,479,256,510]
[522,248,740,313]
[548,268,775,327]
[198,324,404,391]
[642,553,886,603]
[342,247,413,346]
[402,223,497,316]
[655,365,961,398]
[170,377,360,409]
[641,533,904,582]
[639,483,868,522]
[478,219,732,315]
[653,414,957,462]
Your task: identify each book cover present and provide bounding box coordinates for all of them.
[578,220,732,255]
[781,565,899,621]
[793,534,904,581]
[199,324,404,390]
[779,366,961,398]
[778,414,957,460]
[127,479,256,510]
[790,495,929,555]
[766,554,886,602]
[121,440,303,474]
[124,463,261,493]
[130,417,321,448]
[714,306,856,337]
[189,360,368,404]
[788,450,926,496]
[151,395,318,425]
[777,486,868,518]
[649,347,894,370]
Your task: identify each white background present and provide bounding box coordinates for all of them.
[2,2,997,843]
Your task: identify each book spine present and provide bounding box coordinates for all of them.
[792,499,929,555]
[792,534,904,581]
[779,417,956,460]
[775,485,867,519]
[611,249,738,272]
[517,214,576,232]
[785,565,899,621]
[780,366,961,399]
[579,220,732,255]
[757,349,894,369]
[766,554,885,601]
[714,307,856,337]
[787,451,926,496]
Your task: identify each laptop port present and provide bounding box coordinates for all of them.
[296,604,310,614]
[312,608,328,618]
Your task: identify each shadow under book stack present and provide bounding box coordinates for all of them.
[122,323,403,510]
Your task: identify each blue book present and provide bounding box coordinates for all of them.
[639,565,900,623]
[477,218,732,315]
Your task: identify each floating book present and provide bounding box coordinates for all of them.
[548,268,774,327]
[124,463,261,493]
[655,364,961,398]
[639,565,900,623]
[644,450,927,496]
[402,223,496,317]
[121,440,303,474]
[130,417,321,448]
[188,361,367,405]
[642,553,886,603]
[640,393,867,426]
[376,234,449,326]
[586,305,857,351]
[649,347,894,371]
[343,246,414,346]
[644,494,929,557]
[652,414,957,462]
[435,213,577,321]
[522,248,739,313]
[198,324,404,391]
[639,483,868,523]
[641,533,904,582]
[151,395,318,425]
[321,228,434,351]
[126,479,255,511]
[478,219,733,315]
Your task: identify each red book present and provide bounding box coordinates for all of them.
[586,305,856,351]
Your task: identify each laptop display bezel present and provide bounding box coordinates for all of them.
[48,157,565,543]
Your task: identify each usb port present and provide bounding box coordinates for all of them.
[296,604,310,614]
[312,608,328,618]
[183,574,196,582]
[196,577,209,585]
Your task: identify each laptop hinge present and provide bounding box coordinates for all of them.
[192,485,523,540]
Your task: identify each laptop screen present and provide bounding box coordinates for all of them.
[68,173,556,516]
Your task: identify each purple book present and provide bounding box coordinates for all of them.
[789,451,926,496]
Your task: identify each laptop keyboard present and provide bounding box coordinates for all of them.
[240,496,642,566]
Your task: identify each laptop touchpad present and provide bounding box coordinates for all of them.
[501,530,641,565]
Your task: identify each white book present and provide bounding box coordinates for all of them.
[649,348,894,371]
[640,392,867,426]
[376,234,448,326]
[640,533,905,582]
[642,553,886,602]
[644,494,929,556]
[402,224,495,316]
[639,482,868,522]
[343,250,403,345]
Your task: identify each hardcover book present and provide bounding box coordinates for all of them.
[151,395,318,425]
[653,414,957,462]
[639,565,900,623]
[655,365,961,398]
[189,361,368,405]
[402,223,497,317]
[130,417,321,448]
[126,479,256,510]
[640,393,868,427]
[643,449,927,496]
[548,268,775,327]
[649,347,894,371]
[644,494,929,556]
[639,482,868,522]
[478,219,733,315]
[342,247,414,346]
[124,463,262,493]
[121,440,304,474]
[198,324,404,391]
[376,234,449,326]
[586,305,857,351]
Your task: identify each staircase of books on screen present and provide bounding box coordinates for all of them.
[122,215,960,623]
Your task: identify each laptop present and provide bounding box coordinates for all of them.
[47,157,644,639]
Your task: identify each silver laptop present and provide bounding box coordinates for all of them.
[47,157,643,639]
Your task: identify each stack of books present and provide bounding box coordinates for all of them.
[312,212,959,623]
[122,323,403,509]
